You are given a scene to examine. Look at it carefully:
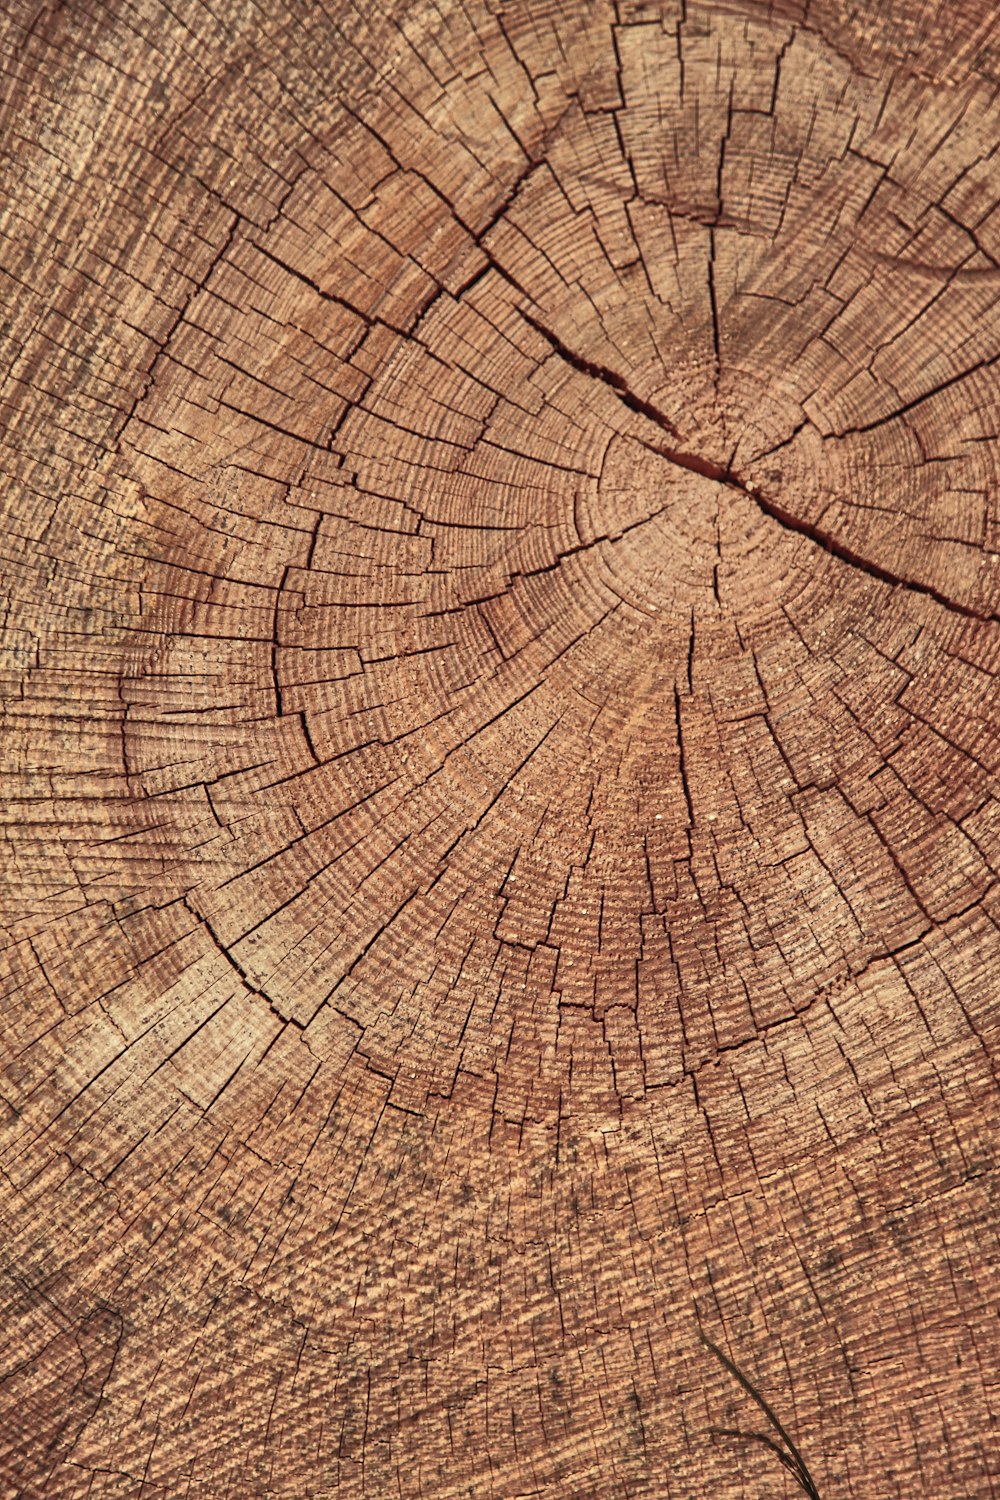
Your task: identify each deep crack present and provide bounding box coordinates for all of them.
[524,312,999,626]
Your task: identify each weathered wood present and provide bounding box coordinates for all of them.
[2,1,999,1495]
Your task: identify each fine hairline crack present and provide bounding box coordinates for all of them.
[521,310,999,627]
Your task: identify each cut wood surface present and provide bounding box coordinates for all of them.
[2,1,999,1495]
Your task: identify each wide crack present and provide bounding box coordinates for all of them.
[523,312,999,627]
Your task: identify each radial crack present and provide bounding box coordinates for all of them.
[521,310,681,438]
[523,312,998,626]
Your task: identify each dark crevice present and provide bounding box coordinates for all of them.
[521,310,681,438]
[523,313,999,627]
[271,564,289,717]
[743,484,997,625]
[674,684,695,826]
[707,244,720,376]
[300,712,321,765]
[182,896,303,1031]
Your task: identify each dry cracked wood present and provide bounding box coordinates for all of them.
[2,1,999,1495]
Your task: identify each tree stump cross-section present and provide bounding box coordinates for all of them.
[1,1,999,1495]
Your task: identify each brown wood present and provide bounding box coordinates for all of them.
[2,2,999,1495]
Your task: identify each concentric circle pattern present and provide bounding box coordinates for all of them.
[2,2,999,1496]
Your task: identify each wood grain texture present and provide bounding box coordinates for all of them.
[2,1,999,1495]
